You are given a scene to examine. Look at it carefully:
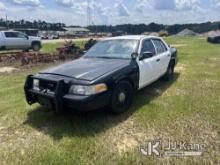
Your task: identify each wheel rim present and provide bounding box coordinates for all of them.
[33,45,39,51]
[111,82,133,113]
[114,88,130,110]
[118,92,126,103]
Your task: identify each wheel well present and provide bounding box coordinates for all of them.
[0,46,6,50]
[170,59,176,67]
[32,41,41,46]
[117,78,136,90]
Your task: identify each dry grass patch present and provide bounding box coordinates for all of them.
[0,67,19,74]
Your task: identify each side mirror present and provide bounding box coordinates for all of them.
[139,51,153,60]
[26,35,29,40]
[131,52,138,60]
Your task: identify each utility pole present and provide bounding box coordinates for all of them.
[87,0,91,27]
[5,13,9,30]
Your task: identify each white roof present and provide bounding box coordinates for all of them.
[64,27,90,32]
[104,35,161,40]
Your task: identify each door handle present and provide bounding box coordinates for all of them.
[156,59,160,62]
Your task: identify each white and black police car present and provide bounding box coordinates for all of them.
[24,35,178,114]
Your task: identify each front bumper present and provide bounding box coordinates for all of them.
[24,75,111,112]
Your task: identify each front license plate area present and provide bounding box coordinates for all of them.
[38,97,53,109]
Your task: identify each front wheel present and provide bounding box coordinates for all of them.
[109,81,134,114]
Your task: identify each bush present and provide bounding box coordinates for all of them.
[159,30,169,37]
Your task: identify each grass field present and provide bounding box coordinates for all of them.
[41,40,87,53]
[0,37,220,165]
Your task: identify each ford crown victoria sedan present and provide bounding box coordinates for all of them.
[24,35,178,114]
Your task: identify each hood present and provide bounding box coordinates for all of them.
[39,57,130,81]
[29,36,41,41]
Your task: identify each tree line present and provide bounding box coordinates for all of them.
[0,19,65,31]
[88,22,220,34]
[0,18,220,34]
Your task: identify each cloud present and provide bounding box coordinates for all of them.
[154,0,176,10]
[114,1,130,17]
[0,2,6,11]
[56,0,75,7]
[212,0,220,8]
[175,0,201,10]
[135,0,153,13]
[9,0,41,7]
[2,0,220,26]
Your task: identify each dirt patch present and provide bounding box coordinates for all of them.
[103,118,157,154]
[171,44,187,48]
[175,63,187,73]
[0,67,19,74]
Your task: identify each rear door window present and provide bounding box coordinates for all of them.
[16,32,26,38]
[152,39,167,54]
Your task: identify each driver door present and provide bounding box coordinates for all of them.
[137,39,161,89]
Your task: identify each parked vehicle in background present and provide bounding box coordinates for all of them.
[51,34,59,39]
[207,36,220,44]
[24,35,178,114]
[40,35,49,40]
[0,31,42,51]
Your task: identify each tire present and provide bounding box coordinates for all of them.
[23,49,30,52]
[109,81,134,114]
[32,43,41,51]
[163,64,174,81]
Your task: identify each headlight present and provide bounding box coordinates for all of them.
[69,83,107,95]
[33,79,40,90]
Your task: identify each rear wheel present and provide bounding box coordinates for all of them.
[109,81,133,114]
[32,43,41,51]
[163,64,174,81]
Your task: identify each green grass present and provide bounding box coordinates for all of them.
[41,40,86,53]
[0,37,220,164]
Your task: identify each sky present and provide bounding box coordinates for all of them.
[0,0,220,26]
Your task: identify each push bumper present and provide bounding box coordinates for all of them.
[24,75,111,112]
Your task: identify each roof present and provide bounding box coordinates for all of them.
[104,35,161,40]
[0,26,7,30]
[64,27,90,32]
[14,28,39,31]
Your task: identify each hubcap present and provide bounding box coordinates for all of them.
[118,92,126,103]
[34,45,39,51]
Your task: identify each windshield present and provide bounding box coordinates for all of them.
[84,39,139,59]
